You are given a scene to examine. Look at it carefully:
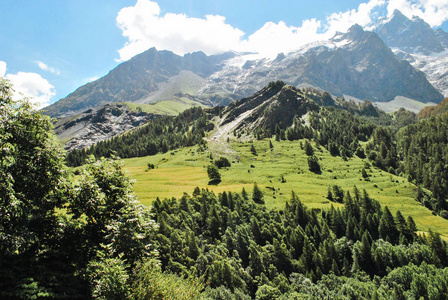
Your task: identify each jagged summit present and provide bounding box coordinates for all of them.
[374,9,448,97]
[44,15,445,119]
[375,9,445,54]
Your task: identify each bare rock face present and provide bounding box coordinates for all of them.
[53,103,157,151]
[374,10,448,97]
[201,24,443,104]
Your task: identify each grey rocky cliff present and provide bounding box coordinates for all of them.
[201,24,442,103]
[374,10,448,97]
[54,103,157,151]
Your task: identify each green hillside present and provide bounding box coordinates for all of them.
[123,138,448,239]
[121,97,206,116]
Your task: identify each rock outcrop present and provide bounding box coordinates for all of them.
[53,103,157,151]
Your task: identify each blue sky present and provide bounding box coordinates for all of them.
[1,0,448,107]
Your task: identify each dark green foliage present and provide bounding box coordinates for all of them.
[304,140,314,156]
[307,155,321,174]
[309,107,375,158]
[207,165,222,184]
[0,80,159,299]
[361,168,369,179]
[267,80,286,90]
[250,144,257,156]
[252,183,264,204]
[396,115,448,215]
[215,157,231,169]
[150,186,445,299]
[66,107,208,166]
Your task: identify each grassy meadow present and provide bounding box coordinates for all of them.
[122,98,206,116]
[122,138,448,239]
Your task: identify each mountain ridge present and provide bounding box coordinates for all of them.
[44,18,444,118]
[374,9,448,97]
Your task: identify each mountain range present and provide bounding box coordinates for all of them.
[374,9,448,98]
[44,10,447,120]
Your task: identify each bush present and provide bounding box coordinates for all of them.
[214,157,231,169]
[132,259,203,300]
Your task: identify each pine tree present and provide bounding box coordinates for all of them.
[252,183,264,204]
[207,165,221,184]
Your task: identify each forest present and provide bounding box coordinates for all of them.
[3,78,448,299]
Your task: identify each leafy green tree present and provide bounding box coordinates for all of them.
[132,258,203,300]
[88,255,130,300]
[0,79,159,298]
[0,78,66,256]
[256,284,281,300]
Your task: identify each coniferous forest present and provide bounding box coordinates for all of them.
[3,77,448,299]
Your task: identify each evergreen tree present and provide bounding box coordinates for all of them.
[252,183,264,204]
[207,165,221,184]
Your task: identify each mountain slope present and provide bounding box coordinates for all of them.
[44,49,234,118]
[201,25,443,103]
[53,103,157,151]
[374,10,448,97]
[216,82,319,138]
[45,22,443,118]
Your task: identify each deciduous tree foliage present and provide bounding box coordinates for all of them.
[0,80,159,299]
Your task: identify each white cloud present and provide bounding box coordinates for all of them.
[325,0,386,34]
[242,19,324,57]
[116,0,245,60]
[36,60,60,75]
[0,61,6,77]
[386,0,448,27]
[5,71,56,108]
[116,0,448,60]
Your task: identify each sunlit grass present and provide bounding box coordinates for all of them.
[122,139,448,239]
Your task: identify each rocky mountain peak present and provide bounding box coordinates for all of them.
[375,9,444,54]
[344,24,366,40]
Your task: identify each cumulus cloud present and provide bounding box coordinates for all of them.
[325,0,386,34]
[386,0,448,27]
[242,19,324,57]
[36,61,60,75]
[116,0,448,60]
[5,71,55,108]
[116,0,245,60]
[0,61,6,77]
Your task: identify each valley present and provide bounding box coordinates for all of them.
[5,3,448,298]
